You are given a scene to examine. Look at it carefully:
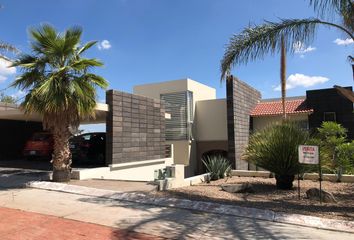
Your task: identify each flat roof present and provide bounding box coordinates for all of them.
[0,102,108,124]
[134,78,215,90]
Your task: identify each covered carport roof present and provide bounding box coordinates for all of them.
[0,102,108,124]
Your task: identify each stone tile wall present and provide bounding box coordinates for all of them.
[226,76,261,170]
[106,90,166,165]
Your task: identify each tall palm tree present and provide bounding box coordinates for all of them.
[280,36,287,119]
[11,24,108,181]
[221,0,354,81]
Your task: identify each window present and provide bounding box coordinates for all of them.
[324,112,336,122]
[161,91,193,140]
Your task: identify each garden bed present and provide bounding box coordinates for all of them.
[154,176,354,221]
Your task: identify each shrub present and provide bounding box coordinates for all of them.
[202,154,231,180]
[311,122,352,181]
[243,122,308,189]
[336,141,354,176]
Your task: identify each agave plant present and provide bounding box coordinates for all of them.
[202,154,231,180]
[243,122,308,189]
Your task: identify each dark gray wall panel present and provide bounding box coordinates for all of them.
[106,90,166,165]
[226,76,261,170]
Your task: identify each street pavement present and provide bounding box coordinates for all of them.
[0,207,163,240]
[0,168,353,239]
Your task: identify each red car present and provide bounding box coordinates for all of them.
[23,132,54,160]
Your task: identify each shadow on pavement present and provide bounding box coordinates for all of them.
[76,194,316,239]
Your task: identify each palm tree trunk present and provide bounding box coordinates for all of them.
[51,125,72,182]
[280,36,287,120]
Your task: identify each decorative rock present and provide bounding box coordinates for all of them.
[221,183,254,193]
[306,188,337,203]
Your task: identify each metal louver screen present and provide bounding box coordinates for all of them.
[161,91,193,140]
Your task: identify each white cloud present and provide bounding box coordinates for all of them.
[274,73,329,91]
[97,40,111,50]
[0,59,16,83]
[333,38,353,46]
[293,41,316,56]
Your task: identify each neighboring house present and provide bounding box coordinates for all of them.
[251,97,313,132]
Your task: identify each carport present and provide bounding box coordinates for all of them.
[0,89,172,182]
[0,102,108,170]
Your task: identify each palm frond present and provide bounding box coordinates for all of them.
[85,73,109,89]
[0,42,18,53]
[70,58,103,71]
[310,0,354,33]
[220,18,354,80]
[78,41,97,55]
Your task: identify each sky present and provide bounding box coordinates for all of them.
[0,0,353,131]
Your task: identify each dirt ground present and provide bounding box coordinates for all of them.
[154,176,354,221]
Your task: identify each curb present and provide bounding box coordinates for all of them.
[27,181,354,233]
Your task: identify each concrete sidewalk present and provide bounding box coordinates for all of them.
[28,181,354,233]
[0,207,162,240]
[0,187,353,239]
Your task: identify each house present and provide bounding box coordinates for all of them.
[0,76,352,180]
[134,77,354,176]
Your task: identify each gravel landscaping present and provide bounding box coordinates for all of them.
[154,176,354,221]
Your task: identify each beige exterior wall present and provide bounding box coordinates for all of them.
[194,99,227,141]
[167,140,190,165]
[252,114,309,131]
[133,78,216,103]
[72,158,174,181]
[133,79,216,170]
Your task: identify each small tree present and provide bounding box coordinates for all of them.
[314,122,352,181]
[336,141,354,175]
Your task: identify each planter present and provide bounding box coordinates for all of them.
[275,175,294,190]
[52,169,71,182]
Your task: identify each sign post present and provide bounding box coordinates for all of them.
[298,145,320,202]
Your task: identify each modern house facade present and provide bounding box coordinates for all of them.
[133,77,353,176]
[0,76,352,180]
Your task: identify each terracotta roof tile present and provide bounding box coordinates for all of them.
[251,99,313,117]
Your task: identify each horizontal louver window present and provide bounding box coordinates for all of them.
[161,92,193,140]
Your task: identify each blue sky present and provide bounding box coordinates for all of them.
[0,0,353,132]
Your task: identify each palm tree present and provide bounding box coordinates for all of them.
[221,0,354,81]
[11,24,108,182]
[280,36,287,119]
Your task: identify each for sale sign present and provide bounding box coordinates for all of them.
[298,145,319,164]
